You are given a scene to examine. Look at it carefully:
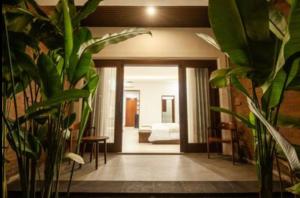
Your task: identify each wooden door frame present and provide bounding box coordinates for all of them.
[94,59,220,153]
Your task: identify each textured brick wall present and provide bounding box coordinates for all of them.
[231,79,300,160]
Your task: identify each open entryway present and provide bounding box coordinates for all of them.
[122,65,180,153]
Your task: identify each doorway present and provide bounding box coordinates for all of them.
[122,65,180,153]
[92,60,219,153]
[124,90,140,128]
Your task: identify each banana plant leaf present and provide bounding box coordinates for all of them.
[4,8,34,32]
[287,183,300,195]
[37,53,62,98]
[195,33,221,50]
[26,89,89,114]
[278,114,300,128]
[208,0,277,86]
[62,0,73,68]
[247,98,300,172]
[72,0,103,27]
[77,28,152,57]
[264,0,300,90]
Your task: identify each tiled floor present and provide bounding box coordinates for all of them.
[60,153,257,182]
[122,127,180,153]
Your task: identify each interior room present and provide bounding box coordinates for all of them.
[122,66,180,153]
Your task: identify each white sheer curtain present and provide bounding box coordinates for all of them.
[186,67,211,143]
[91,67,116,143]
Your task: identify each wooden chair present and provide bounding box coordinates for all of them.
[80,127,109,169]
[207,122,240,164]
[67,122,81,153]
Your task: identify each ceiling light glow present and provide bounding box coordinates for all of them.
[146,6,156,16]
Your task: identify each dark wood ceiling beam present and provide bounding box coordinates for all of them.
[82,6,209,27]
[41,6,209,27]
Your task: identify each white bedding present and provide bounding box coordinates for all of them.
[148,123,179,142]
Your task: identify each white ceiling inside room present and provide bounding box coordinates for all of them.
[124,66,178,82]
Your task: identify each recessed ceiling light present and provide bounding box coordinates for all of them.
[146,6,156,16]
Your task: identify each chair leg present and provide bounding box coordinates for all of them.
[207,142,210,159]
[104,139,107,164]
[232,142,235,165]
[79,143,86,169]
[95,142,99,169]
[90,143,94,163]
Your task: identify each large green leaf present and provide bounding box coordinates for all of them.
[270,0,300,83]
[77,28,151,58]
[68,28,93,84]
[208,0,250,67]
[84,73,99,94]
[209,67,253,88]
[236,0,269,41]
[287,57,300,90]
[209,69,231,88]
[269,7,288,40]
[208,0,276,86]
[286,57,300,86]
[5,8,33,32]
[14,49,39,80]
[230,75,251,98]
[26,89,90,114]
[76,99,92,146]
[287,182,300,195]
[247,98,300,172]
[37,53,62,98]
[285,0,300,60]
[70,52,92,84]
[278,114,300,128]
[210,106,255,129]
[6,130,37,159]
[72,0,103,27]
[262,69,287,109]
[196,33,221,51]
[63,113,76,129]
[62,0,73,68]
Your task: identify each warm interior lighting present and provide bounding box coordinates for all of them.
[146,6,156,16]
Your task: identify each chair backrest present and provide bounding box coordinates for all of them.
[84,126,96,137]
[69,122,80,140]
[219,122,236,130]
[207,122,237,138]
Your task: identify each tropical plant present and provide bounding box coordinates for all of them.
[197,0,300,197]
[1,0,151,198]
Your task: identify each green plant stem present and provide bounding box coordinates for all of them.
[3,12,30,198]
[2,83,8,198]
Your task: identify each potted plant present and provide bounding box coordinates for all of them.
[197,0,300,197]
[2,0,151,197]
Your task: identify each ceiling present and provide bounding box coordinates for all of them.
[124,66,178,82]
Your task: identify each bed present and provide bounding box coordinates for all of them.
[147,123,180,144]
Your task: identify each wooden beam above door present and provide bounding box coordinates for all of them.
[41,6,210,27]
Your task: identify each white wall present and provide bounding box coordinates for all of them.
[124,80,179,126]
